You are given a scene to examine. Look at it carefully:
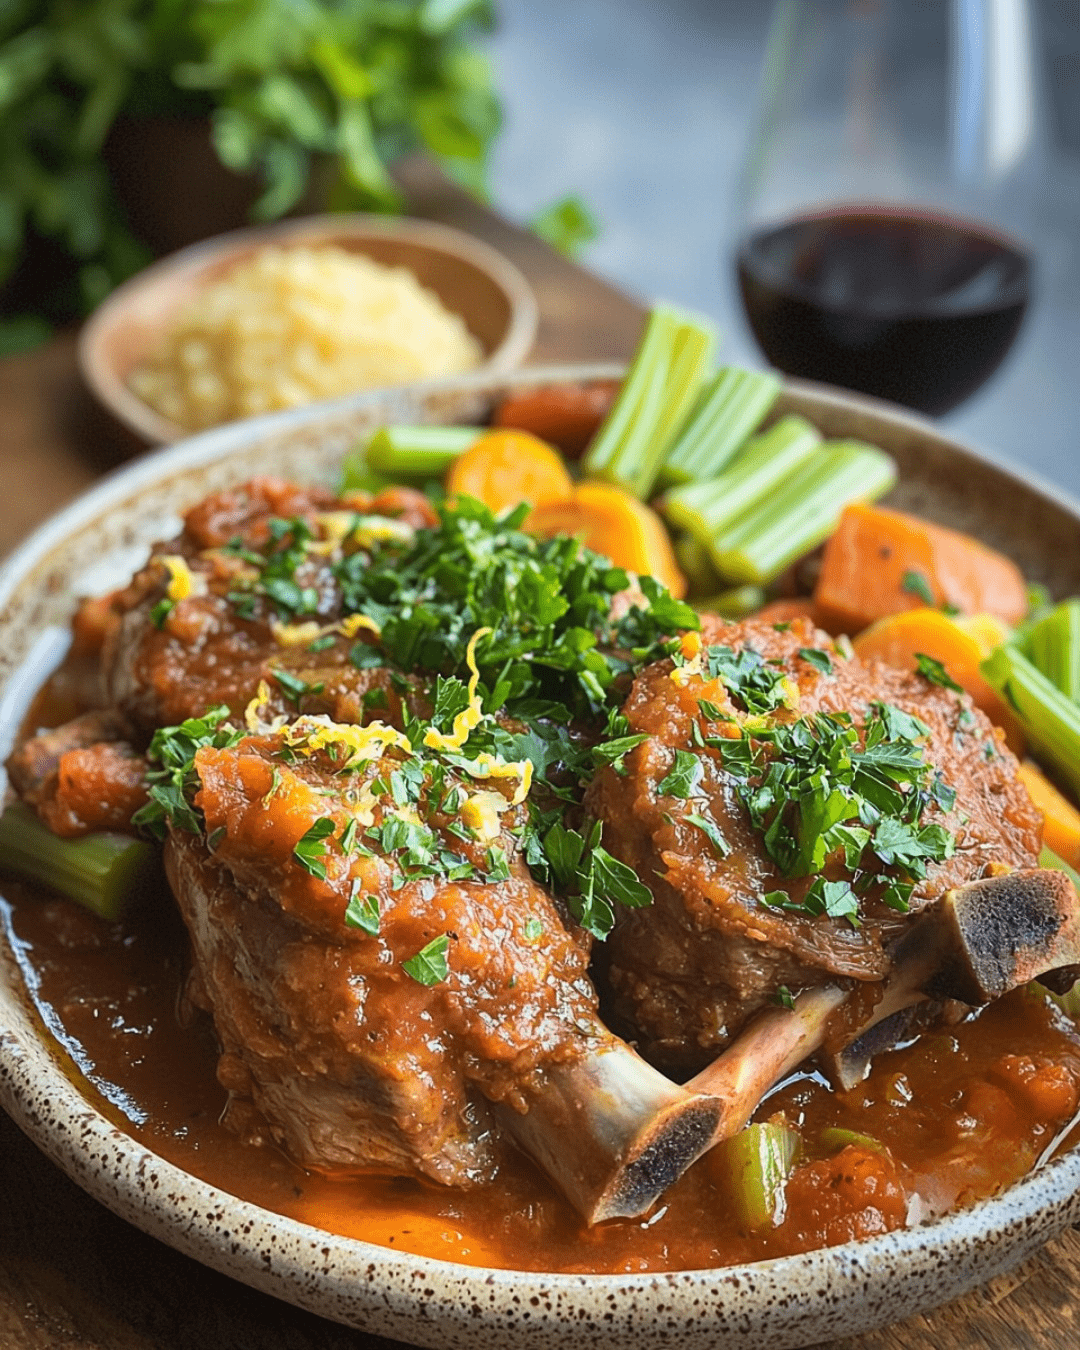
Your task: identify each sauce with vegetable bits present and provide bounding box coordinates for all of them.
[4,880,1080,1273]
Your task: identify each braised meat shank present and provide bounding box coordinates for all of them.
[588,614,1042,1073]
[169,728,607,1187]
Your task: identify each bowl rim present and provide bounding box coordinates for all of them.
[3,364,1080,1347]
[76,211,541,446]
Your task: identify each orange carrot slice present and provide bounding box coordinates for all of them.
[852,607,1025,755]
[445,429,573,514]
[1018,760,1080,868]
[814,502,1027,635]
[528,482,687,598]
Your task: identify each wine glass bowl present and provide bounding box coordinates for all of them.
[733,0,1044,417]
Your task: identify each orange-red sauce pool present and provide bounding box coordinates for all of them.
[4,878,1080,1273]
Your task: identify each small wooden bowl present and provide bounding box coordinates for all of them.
[78,214,539,444]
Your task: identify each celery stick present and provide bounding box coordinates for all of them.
[582,305,717,498]
[696,584,767,620]
[1037,846,1080,1015]
[1026,600,1080,703]
[0,801,162,922]
[339,448,392,495]
[1040,844,1080,893]
[366,425,484,478]
[982,646,1080,800]
[661,366,782,485]
[819,1127,889,1156]
[712,1120,801,1232]
[674,533,721,596]
[711,440,897,584]
[662,415,821,547]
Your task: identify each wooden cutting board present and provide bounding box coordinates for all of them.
[0,154,1076,1349]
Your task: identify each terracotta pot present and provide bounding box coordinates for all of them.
[104,116,333,258]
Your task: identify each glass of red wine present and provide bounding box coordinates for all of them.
[734,0,1044,416]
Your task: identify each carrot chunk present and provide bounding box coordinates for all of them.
[528,482,687,598]
[852,607,1025,754]
[445,429,573,514]
[1018,759,1080,867]
[492,381,620,457]
[814,502,1027,634]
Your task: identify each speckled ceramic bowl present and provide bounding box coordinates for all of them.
[2,367,1080,1349]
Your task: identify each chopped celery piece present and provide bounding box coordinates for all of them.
[712,1120,801,1232]
[674,533,721,596]
[696,584,766,620]
[1040,847,1080,1016]
[661,366,782,486]
[339,448,392,495]
[662,414,821,549]
[982,646,1080,800]
[711,440,897,585]
[1040,844,1080,893]
[0,801,162,922]
[366,425,484,478]
[582,305,717,498]
[1026,599,1080,703]
[819,1127,889,1156]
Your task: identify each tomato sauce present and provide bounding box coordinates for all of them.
[4,878,1080,1274]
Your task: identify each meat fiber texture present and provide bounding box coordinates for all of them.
[587,615,1042,1075]
[167,730,607,1188]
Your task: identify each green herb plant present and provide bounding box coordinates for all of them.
[0,0,501,345]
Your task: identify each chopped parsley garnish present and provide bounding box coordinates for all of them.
[657,749,702,799]
[150,597,174,629]
[798,647,833,676]
[703,644,793,715]
[901,569,935,606]
[774,985,795,1010]
[710,701,955,926]
[293,817,336,879]
[131,706,243,838]
[684,812,731,857]
[402,934,451,985]
[524,917,543,940]
[344,887,380,935]
[914,652,964,694]
[272,668,326,708]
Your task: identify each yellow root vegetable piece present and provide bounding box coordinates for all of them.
[445,429,573,514]
[528,481,687,598]
[852,607,1025,755]
[1019,760,1080,869]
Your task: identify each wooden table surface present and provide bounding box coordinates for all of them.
[1,158,1077,1349]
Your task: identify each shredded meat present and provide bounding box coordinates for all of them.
[587,615,1042,1073]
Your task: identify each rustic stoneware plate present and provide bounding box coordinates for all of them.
[78,213,540,445]
[2,366,1080,1350]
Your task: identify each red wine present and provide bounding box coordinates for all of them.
[737,209,1031,415]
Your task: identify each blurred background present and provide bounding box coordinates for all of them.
[1,0,1077,488]
[485,0,1080,492]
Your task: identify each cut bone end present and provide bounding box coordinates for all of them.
[923,868,1080,1006]
[498,1041,722,1225]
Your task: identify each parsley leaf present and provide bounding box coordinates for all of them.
[131,706,243,839]
[902,570,935,606]
[915,653,964,694]
[798,647,833,675]
[272,668,326,708]
[293,817,336,879]
[685,812,731,857]
[657,749,702,799]
[344,888,380,935]
[402,934,451,985]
